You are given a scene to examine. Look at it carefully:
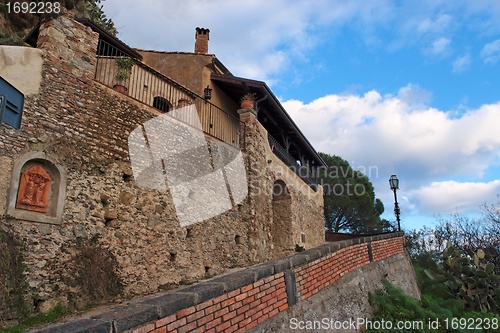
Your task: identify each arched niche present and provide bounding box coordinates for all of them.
[7,152,66,224]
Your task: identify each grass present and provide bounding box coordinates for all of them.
[0,304,67,333]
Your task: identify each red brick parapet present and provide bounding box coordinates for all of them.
[30,232,405,333]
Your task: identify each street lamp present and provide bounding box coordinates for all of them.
[389,175,401,231]
[204,85,212,100]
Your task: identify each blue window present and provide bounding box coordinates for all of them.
[0,77,24,129]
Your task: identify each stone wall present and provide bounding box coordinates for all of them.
[28,233,416,333]
[0,14,325,312]
[238,108,325,261]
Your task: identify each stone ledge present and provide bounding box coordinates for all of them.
[139,292,196,319]
[290,253,310,267]
[272,257,292,273]
[316,244,332,257]
[176,282,226,304]
[247,262,275,281]
[300,248,322,262]
[30,319,112,333]
[209,270,258,293]
[90,304,158,332]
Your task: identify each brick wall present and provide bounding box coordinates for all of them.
[294,243,370,301]
[371,235,405,262]
[151,273,288,333]
[30,232,406,333]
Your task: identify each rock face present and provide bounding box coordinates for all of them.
[0,14,324,310]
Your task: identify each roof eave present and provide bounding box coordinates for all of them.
[211,73,326,167]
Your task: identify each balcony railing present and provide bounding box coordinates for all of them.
[94,40,241,147]
[268,134,318,191]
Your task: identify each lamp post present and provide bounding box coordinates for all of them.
[389,175,401,231]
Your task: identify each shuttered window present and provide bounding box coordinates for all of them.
[0,77,24,129]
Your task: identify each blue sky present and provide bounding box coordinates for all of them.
[102,0,500,230]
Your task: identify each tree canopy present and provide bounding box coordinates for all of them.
[318,152,392,234]
[80,0,117,35]
[0,0,117,46]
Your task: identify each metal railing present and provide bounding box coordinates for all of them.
[94,40,241,147]
[268,134,318,191]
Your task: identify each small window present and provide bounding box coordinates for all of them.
[153,96,172,113]
[0,77,24,129]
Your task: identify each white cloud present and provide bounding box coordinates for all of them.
[480,39,500,65]
[426,37,451,57]
[410,180,500,215]
[417,14,453,35]
[452,54,471,73]
[283,88,500,218]
[284,90,500,176]
[103,0,500,83]
[397,83,433,106]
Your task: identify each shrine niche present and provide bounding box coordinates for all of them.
[16,165,51,213]
[7,152,67,225]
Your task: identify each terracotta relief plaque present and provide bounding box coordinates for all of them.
[16,165,51,213]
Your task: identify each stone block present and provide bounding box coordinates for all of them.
[209,270,257,293]
[273,257,292,274]
[140,292,196,318]
[177,283,226,304]
[290,254,309,267]
[246,263,275,281]
[301,249,322,262]
[91,304,158,332]
[316,244,332,257]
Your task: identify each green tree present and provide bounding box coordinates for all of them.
[79,0,117,35]
[0,1,117,45]
[319,152,392,234]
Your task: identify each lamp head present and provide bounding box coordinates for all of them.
[389,174,399,190]
[204,85,212,100]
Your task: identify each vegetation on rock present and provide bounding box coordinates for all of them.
[0,0,117,46]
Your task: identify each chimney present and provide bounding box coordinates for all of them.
[195,27,210,54]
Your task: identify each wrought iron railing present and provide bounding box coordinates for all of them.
[268,134,318,191]
[94,40,241,147]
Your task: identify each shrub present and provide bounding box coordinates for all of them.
[66,235,123,305]
[425,242,500,313]
[0,32,24,46]
[0,228,29,327]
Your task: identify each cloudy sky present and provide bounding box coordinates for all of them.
[102,0,500,230]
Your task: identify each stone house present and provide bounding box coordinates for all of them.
[0,11,326,310]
